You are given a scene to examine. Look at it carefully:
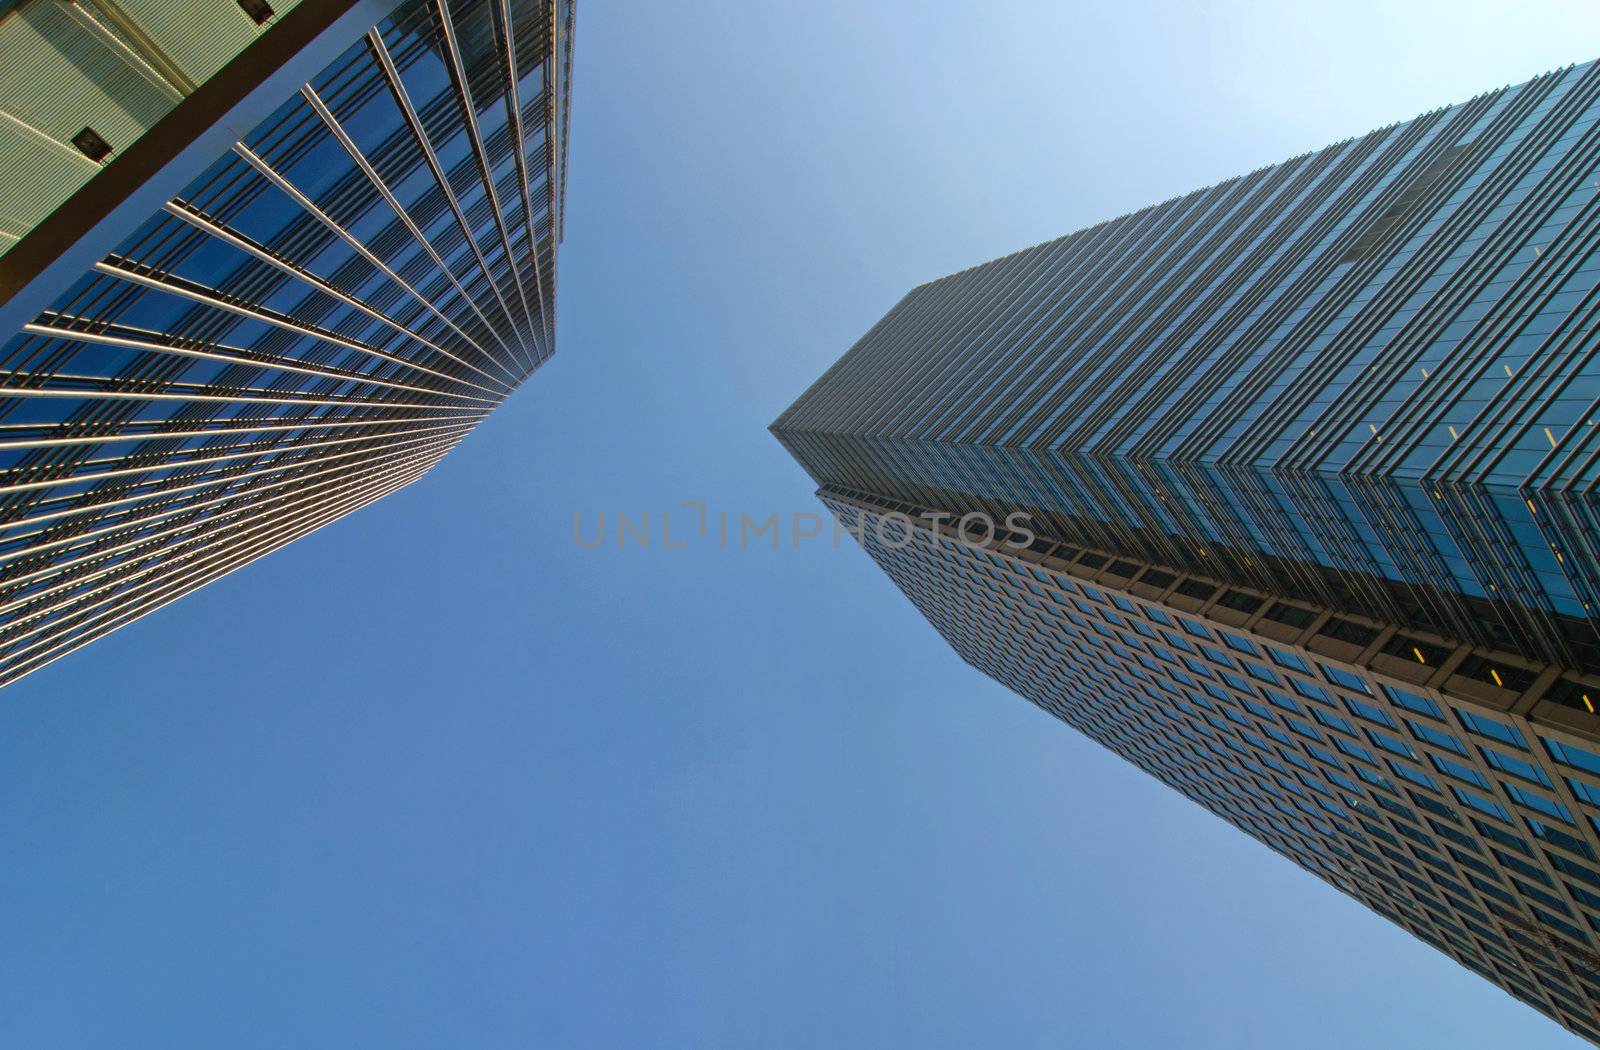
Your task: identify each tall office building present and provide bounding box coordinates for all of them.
[776,61,1600,1043]
[0,0,571,685]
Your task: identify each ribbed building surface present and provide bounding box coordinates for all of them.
[777,61,1600,1045]
[0,0,572,685]
[776,60,1600,672]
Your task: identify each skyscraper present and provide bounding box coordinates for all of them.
[0,0,571,685]
[776,61,1600,1043]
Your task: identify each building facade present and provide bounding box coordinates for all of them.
[777,59,1600,674]
[0,0,571,685]
[777,61,1600,1043]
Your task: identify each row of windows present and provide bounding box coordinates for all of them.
[829,494,1600,1039]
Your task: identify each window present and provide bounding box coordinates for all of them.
[1242,661,1282,686]
[1545,737,1600,777]
[1395,758,1446,790]
[1319,663,1373,695]
[1313,708,1355,735]
[1565,880,1600,912]
[1142,604,1174,627]
[1220,671,1257,696]
[1531,906,1588,943]
[1410,720,1468,756]
[1453,655,1537,694]
[1383,684,1444,720]
[1468,873,1515,905]
[1346,698,1398,729]
[1292,678,1334,705]
[1567,777,1600,807]
[1431,754,1490,790]
[1264,690,1303,714]
[1503,784,1573,824]
[1525,818,1594,859]
[1379,633,1453,668]
[1368,729,1418,760]
[1325,769,1360,793]
[1473,820,1533,860]
[1453,786,1512,822]
[1214,590,1263,615]
[1318,619,1379,647]
[1457,710,1528,750]
[1220,631,1261,656]
[1539,678,1600,716]
[1174,579,1218,602]
[71,126,113,163]
[1546,851,1600,889]
[1262,602,1318,629]
[1357,765,1398,794]
[1479,747,1551,787]
[1285,717,1323,742]
[1268,648,1313,674]
[1335,737,1378,765]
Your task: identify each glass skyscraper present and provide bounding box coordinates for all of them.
[776,61,1600,1043]
[0,0,571,685]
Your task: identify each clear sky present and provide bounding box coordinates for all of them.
[4,1,1600,1047]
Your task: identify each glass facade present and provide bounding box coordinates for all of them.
[826,489,1600,1043]
[0,0,572,685]
[778,60,1600,1044]
[776,60,1600,671]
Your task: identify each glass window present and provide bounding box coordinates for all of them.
[1313,708,1355,735]
[1525,818,1594,860]
[1545,737,1600,776]
[1142,605,1174,627]
[1318,618,1379,647]
[1319,663,1372,695]
[1457,711,1528,750]
[1382,684,1444,720]
[1346,697,1398,729]
[1379,633,1452,668]
[1174,580,1217,603]
[1410,720,1468,756]
[1220,630,1261,656]
[1547,851,1600,889]
[1268,648,1314,674]
[1368,729,1419,760]
[1479,746,1552,788]
[1454,655,1538,694]
[1261,602,1317,629]
[1335,737,1378,765]
[1504,784,1573,824]
[1538,678,1600,716]
[1291,678,1334,706]
[1453,786,1512,823]
[1432,754,1491,790]
[1214,591,1263,615]
[1472,818,1532,857]
[1567,777,1600,808]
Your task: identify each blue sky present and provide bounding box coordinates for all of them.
[4,1,1600,1047]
